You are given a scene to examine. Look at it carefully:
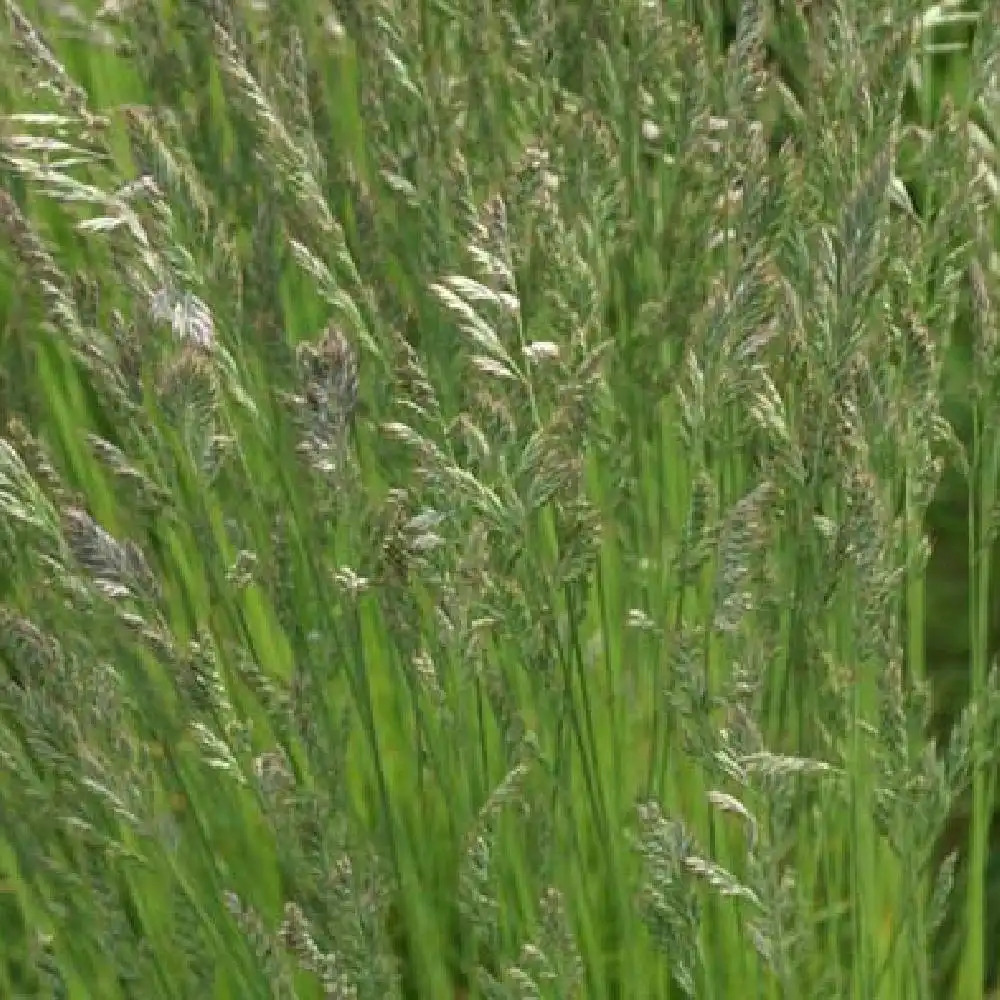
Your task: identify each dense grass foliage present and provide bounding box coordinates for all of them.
[2,0,1000,996]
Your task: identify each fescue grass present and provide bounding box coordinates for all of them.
[2,0,1000,997]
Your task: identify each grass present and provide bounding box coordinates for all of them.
[1,0,1000,996]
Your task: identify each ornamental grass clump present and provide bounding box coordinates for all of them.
[2,0,1000,997]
